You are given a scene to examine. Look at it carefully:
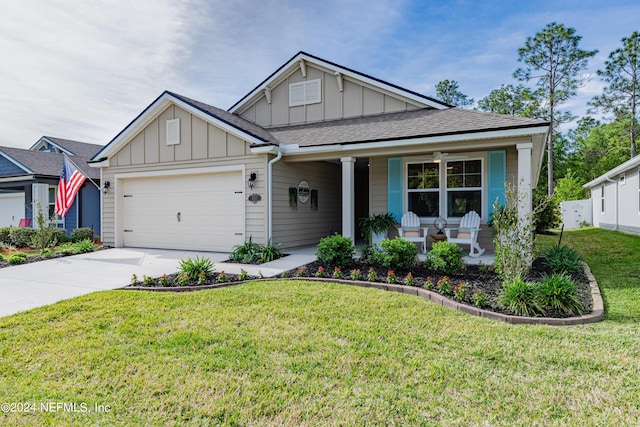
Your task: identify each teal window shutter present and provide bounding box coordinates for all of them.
[487,150,506,220]
[388,157,403,221]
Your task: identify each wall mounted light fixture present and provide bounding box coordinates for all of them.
[248,172,257,189]
[102,181,111,194]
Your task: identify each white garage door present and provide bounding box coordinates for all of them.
[0,193,25,227]
[121,172,244,251]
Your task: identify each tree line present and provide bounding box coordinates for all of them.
[434,23,639,202]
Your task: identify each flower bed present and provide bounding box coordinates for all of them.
[127,256,593,319]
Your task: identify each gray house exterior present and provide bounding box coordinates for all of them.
[91,52,549,252]
[584,155,640,235]
[0,136,102,236]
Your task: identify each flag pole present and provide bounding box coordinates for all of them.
[63,154,101,191]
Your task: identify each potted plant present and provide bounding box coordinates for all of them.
[358,213,396,244]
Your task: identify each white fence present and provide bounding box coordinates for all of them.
[560,199,592,229]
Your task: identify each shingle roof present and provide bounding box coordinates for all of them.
[0,139,102,180]
[264,108,549,148]
[168,92,278,144]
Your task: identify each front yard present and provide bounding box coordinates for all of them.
[0,229,638,425]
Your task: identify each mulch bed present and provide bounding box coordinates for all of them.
[0,245,108,269]
[128,256,593,319]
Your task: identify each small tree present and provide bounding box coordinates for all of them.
[491,183,547,281]
[31,202,58,254]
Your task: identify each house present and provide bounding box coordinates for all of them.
[90,52,549,252]
[584,155,640,235]
[0,136,102,236]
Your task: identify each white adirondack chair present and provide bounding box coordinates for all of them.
[397,211,429,253]
[444,211,485,257]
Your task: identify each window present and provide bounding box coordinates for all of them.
[446,160,482,217]
[289,79,322,107]
[601,183,606,214]
[619,173,626,186]
[407,162,440,217]
[48,186,62,224]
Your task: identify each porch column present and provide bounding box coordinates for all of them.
[516,143,533,220]
[341,156,355,240]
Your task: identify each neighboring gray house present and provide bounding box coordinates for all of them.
[91,52,549,252]
[0,136,102,236]
[584,155,640,235]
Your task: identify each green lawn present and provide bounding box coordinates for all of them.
[0,229,639,426]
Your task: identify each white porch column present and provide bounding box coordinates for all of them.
[516,143,533,220]
[341,156,356,240]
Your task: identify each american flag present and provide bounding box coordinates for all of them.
[55,157,86,217]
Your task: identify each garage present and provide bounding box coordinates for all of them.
[0,193,25,227]
[119,171,245,251]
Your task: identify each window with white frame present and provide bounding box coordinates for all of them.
[407,162,440,217]
[601,183,606,214]
[48,185,62,225]
[446,160,482,217]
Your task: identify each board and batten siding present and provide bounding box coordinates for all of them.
[239,64,424,128]
[271,160,341,249]
[100,104,269,247]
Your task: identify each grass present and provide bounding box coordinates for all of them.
[0,229,639,425]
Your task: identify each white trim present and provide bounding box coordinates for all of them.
[92,92,265,162]
[30,137,75,155]
[0,175,36,183]
[252,125,549,158]
[229,52,449,113]
[166,118,180,145]
[445,158,484,220]
[584,154,640,188]
[0,151,33,174]
[113,165,245,248]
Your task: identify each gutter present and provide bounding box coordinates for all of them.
[267,149,284,241]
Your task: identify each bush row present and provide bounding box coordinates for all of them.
[316,233,463,273]
[0,227,95,248]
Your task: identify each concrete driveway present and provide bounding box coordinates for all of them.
[0,248,231,318]
[0,246,317,318]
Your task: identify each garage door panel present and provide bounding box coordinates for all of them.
[121,172,244,251]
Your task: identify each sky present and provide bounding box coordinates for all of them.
[1,0,639,149]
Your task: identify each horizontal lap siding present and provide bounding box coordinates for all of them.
[272,160,341,249]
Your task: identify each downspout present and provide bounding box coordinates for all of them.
[267,150,283,241]
[604,175,618,231]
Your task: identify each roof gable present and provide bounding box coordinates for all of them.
[92,91,276,161]
[584,155,640,188]
[229,51,450,116]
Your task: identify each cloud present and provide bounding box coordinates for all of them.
[0,0,193,147]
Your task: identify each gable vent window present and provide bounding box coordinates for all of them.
[166,118,180,145]
[289,79,322,107]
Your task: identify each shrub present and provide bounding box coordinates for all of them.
[9,228,36,248]
[0,253,3,261]
[471,290,488,308]
[316,234,355,268]
[72,239,96,254]
[8,254,26,265]
[436,276,453,295]
[533,188,561,233]
[260,239,282,263]
[0,227,11,245]
[178,256,215,280]
[539,273,584,315]
[424,241,463,274]
[370,238,417,269]
[497,276,544,317]
[453,282,468,302]
[229,237,262,263]
[71,227,94,242]
[52,228,68,243]
[544,245,582,274]
[492,183,544,281]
